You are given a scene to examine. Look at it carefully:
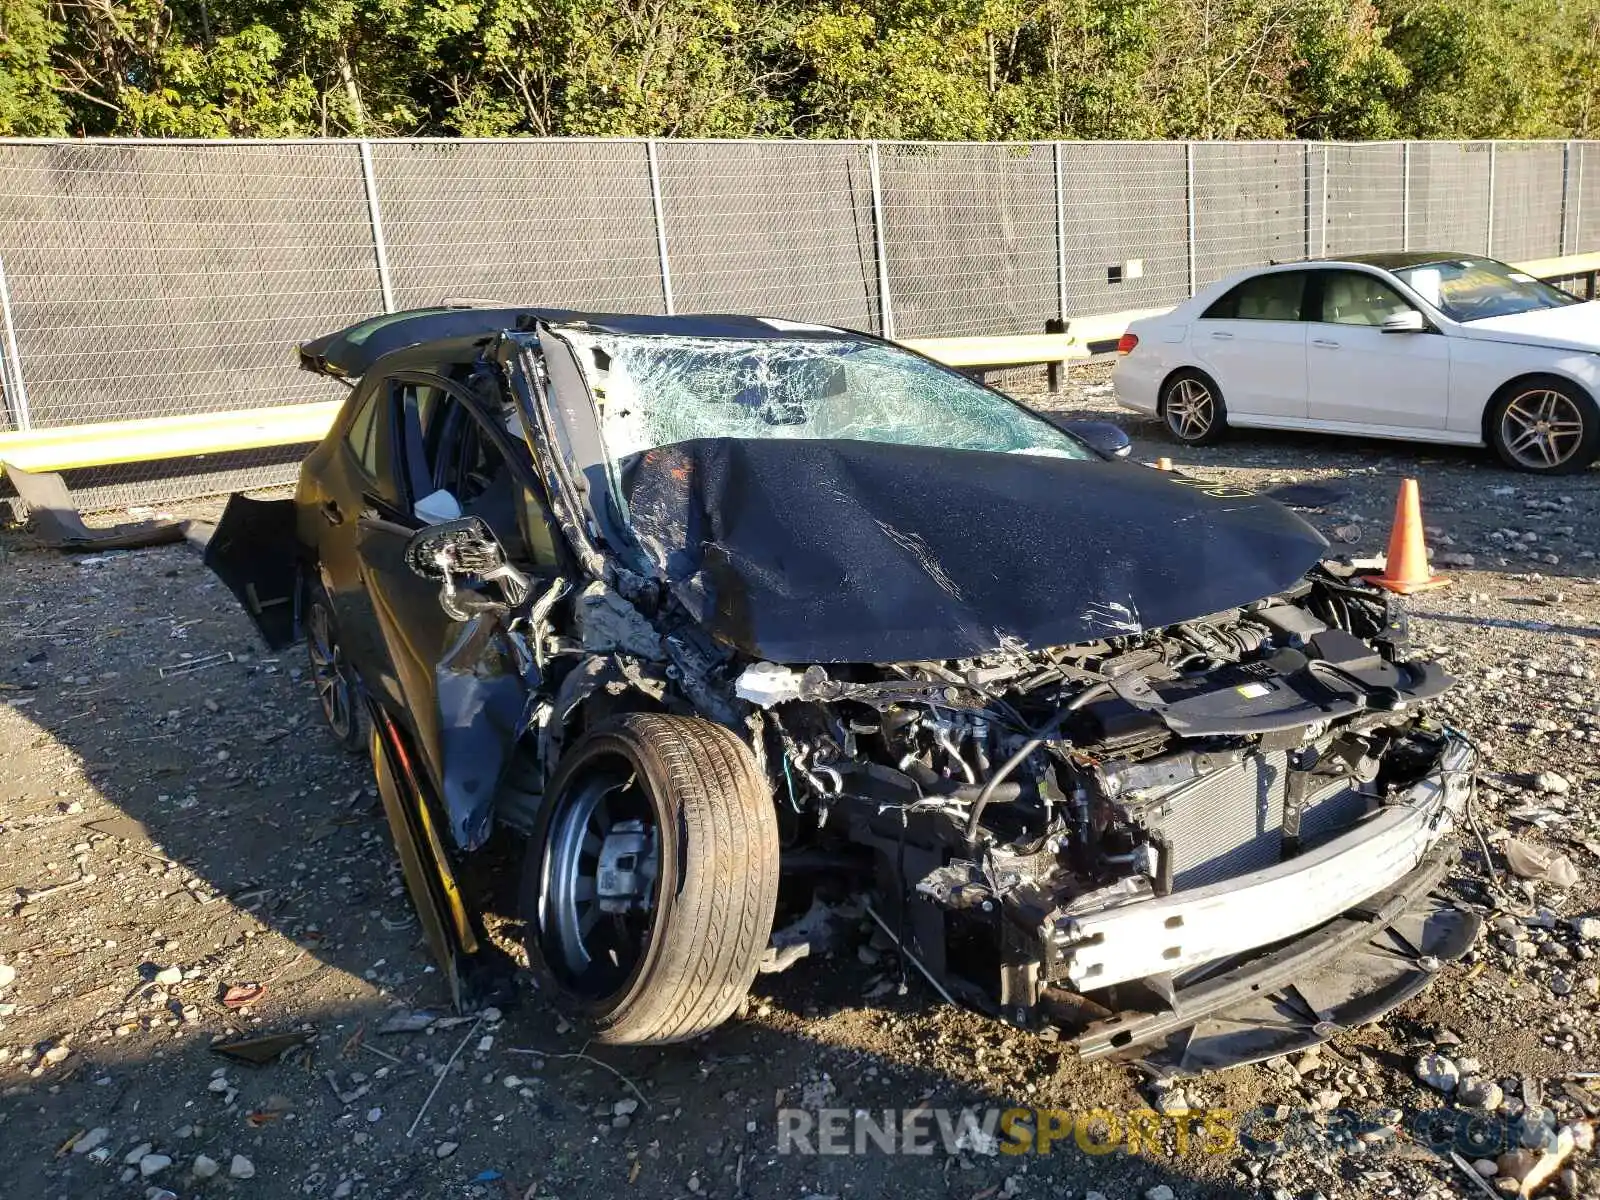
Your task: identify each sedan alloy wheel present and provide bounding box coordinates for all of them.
[1498,387,1587,470]
[1160,371,1227,445]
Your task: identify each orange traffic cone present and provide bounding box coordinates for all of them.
[1362,478,1446,594]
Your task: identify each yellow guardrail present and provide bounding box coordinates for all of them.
[0,401,344,473]
[1511,250,1600,281]
[3,252,1597,476]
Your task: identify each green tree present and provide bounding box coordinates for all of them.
[0,0,70,134]
[12,0,1600,142]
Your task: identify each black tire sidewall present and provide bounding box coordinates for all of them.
[304,580,366,755]
[1489,377,1600,475]
[1159,368,1228,446]
[519,720,688,1031]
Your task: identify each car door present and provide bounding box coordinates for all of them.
[1191,270,1310,419]
[354,371,562,849]
[1304,269,1451,430]
[302,375,409,680]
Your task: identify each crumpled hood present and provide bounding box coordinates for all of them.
[1461,302,1600,352]
[622,437,1328,663]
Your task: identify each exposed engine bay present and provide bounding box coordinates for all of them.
[532,552,1476,1071]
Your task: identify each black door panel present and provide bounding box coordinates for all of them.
[204,495,300,650]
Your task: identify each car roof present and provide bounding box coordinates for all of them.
[1297,250,1480,271]
[299,306,860,380]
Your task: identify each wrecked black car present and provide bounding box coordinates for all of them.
[207,307,1479,1073]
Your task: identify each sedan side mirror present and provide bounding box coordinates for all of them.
[1055,418,1133,458]
[1381,310,1427,333]
[404,517,530,616]
[405,516,506,581]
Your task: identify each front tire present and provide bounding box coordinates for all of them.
[521,714,779,1045]
[1488,377,1599,475]
[1159,369,1228,446]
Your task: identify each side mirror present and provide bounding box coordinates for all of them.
[404,517,530,618]
[404,516,506,581]
[1056,418,1133,459]
[1381,310,1427,333]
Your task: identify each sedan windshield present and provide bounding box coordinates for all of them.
[561,331,1094,476]
[1393,257,1579,322]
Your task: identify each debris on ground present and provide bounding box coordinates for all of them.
[1502,837,1581,888]
[219,982,266,1008]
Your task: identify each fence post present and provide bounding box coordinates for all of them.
[1302,143,1313,259]
[1053,142,1068,323]
[1560,141,1573,256]
[1576,143,1586,256]
[1401,142,1411,251]
[0,254,31,432]
[1185,142,1196,297]
[646,139,676,316]
[1321,144,1330,256]
[868,142,895,339]
[358,140,396,314]
[1485,141,1496,257]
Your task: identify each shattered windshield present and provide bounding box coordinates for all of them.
[562,332,1094,478]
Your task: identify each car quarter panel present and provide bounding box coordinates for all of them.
[1108,316,1173,415]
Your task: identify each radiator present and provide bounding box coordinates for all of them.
[1138,752,1361,891]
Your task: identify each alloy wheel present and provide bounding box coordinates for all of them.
[1166,378,1215,441]
[1499,388,1586,470]
[306,602,356,743]
[540,769,660,996]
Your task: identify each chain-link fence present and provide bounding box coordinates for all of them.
[0,137,1595,507]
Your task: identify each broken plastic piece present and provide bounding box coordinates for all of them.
[210,1029,314,1066]
[158,651,235,678]
[377,1009,439,1035]
[203,494,300,649]
[1502,837,1580,888]
[734,662,803,707]
[3,464,186,551]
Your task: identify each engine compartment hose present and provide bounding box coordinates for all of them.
[963,682,1113,845]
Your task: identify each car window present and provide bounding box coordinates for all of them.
[1202,272,1307,321]
[394,381,453,496]
[1393,256,1580,322]
[409,381,562,570]
[561,332,1095,482]
[343,387,380,474]
[1315,270,1414,327]
[341,382,398,499]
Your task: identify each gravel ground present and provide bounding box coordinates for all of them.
[1,369,1599,1200]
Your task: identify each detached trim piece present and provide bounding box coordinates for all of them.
[1061,736,1473,990]
[4,463,187,549]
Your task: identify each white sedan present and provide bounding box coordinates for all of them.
[1111,252,1600,474]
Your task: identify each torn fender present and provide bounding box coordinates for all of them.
[434,610,539,850]
[623,438,1328,663]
